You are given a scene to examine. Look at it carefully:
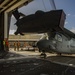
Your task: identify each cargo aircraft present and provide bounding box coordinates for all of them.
[13,9,65,35]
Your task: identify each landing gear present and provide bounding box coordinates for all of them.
[14,32,24,35]
[57,53,61,56]
[14,31,18,35]
[19,32,24,35]
[40,50,47,59]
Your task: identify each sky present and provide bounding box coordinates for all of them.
[9,0,75,34]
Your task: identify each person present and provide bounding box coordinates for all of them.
[17,41,20,51]
[23,42,26,48]
[5,39,9,51]
[14,42,17,51]
[3,40,5,50]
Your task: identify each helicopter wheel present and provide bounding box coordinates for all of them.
[40,52,47,58]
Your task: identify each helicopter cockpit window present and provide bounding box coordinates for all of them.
[55,34,62,42]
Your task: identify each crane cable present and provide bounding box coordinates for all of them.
[38,0,47,40]
[42,0,47,11]
[49,0,56,10]
[39,0,57,40]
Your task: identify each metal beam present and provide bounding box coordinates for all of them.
[0,0,9,8]
[0,0,17,13]
[4,12,8,39]
[5,0,33,13]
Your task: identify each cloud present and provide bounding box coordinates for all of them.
[65,21,68,25]
[70,27,75,33]
[67,14,71,16]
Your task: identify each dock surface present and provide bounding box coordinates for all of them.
[0,48,75,75]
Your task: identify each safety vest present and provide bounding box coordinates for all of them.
[5,41,9,46]
[3,41,5,45]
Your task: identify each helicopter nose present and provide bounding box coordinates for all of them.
[49,44,56,50]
